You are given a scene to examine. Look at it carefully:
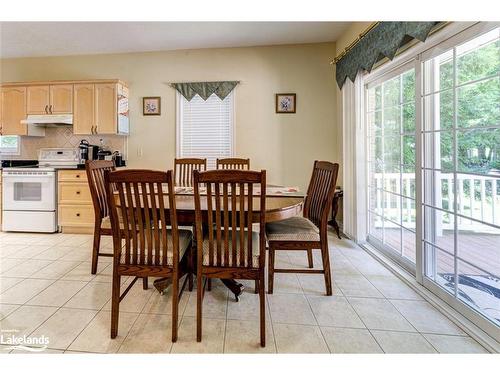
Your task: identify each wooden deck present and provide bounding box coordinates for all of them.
[381,229,500,278]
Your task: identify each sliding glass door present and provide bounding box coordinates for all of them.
[365,23,500,337]
[366,65,417,271]
[421,27,500,329]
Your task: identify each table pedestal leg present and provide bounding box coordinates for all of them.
[153,276,244,301]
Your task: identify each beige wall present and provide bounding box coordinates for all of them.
[1,42,340,191]
[335,22,373,55]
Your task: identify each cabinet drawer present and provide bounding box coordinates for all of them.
[59,205,94,226]
[59,183,92,204]
[58,170,88,182]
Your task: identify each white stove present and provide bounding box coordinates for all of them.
[2,148,80,233]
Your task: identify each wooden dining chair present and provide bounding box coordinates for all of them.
[266,161,339,296]
[216,158,250,170]
[86,160,116,275]
[193,169,267,347]
[105,169,193,342]
[174,158,207,187]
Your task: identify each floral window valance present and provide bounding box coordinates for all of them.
[335,22,439,88]
[170,81,239,101]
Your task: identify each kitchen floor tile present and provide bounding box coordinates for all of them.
[69,310,138,353]
[267,294,316,325]
[64,281,111,310]
[26,280,88,307]
[371,330,437,353]
[30,261,81,280]
[348,297,415,332]
[0,304,20,320]
[29,308,98,350]
[1,259,54,278]
[390,299,465,336]
[321,327,383,353]
[0,305,57,336]
[224,319,275,353]
[0,278,55,305]
[307,295,365,328]
[423,334,488,353]
[273,323,329,353]
[171,316,225,354]
[118,313,174,353]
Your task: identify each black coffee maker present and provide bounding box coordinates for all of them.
[79,139,98,164]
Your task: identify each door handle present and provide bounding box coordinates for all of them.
[76,191,81,195]
[45,105,49,114]
[49,105,53,114]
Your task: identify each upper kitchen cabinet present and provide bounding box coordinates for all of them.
[73,84,95,135]
[27,84,73,114]
[1,86,27,135]
[73,81,129,135]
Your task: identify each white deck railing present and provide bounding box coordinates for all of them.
[373,173,500,232]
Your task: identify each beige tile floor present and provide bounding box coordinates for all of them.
[0,230,489,354]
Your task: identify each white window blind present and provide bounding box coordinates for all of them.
[177,92,234,170]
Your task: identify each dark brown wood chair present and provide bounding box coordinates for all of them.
[216,158,250,170]
[193,169,267,347]
[86,160,116,275]
[266,161,339,296]
[174,158,207,187]
[105,169,193,342]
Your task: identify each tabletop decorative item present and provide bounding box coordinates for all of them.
[143,96,161,115]
[275,93,296,113]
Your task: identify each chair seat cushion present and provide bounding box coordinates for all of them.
[265,216,320,242]
[119,229,192,266]
[202,230,260,268]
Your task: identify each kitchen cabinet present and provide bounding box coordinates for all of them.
[0,86,27,135]
[27,84,73,114]
[1,79,128,137]
[58,170,94,233]
[73,82,128,135]
[73,84,95,135]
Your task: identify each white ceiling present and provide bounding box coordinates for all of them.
[0,22,351,59]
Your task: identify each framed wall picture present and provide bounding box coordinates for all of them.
[143,97,161,115]
[275,93,296,113]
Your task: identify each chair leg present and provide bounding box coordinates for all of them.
[259,273,266,347]
[320,242,333,296]
[307,248,314,268]
[172,274,179,342]
[143,277,148,290]
[196,274,203,342]
[188,248,194,292]
[268,246,275,294]
[91,223,101,275]
[207,279,212,291]
[255,279,259,294]
[110,272,121,339]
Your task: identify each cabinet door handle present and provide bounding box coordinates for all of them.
[76,191,81,195]
[45,105,49,114]
[49,105,53,114]
[76,174,80,178]
[76,213,81,217]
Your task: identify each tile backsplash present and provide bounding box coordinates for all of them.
[6,126,127,160]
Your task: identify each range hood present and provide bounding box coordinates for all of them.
[21,114,73,127]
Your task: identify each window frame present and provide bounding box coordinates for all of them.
[175,91,235,168]
[0,135,21,155]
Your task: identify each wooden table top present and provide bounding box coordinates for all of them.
[114,186,305,223]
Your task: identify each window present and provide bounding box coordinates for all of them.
[421,27,500,327]
[366,66,417,268]
[0,135,20,155]
[177,92,234,169]
[364,23,500,335]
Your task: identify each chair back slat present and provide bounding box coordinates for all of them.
[86,160,116,220]
[303,161,340,234]
[216,158,250,170]
[174,158,206,187]
[193,170,266,269]
[105,169,179,267]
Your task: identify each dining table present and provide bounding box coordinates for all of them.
[115,185,305,301]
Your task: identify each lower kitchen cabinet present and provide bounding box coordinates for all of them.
[58,170,94,233]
